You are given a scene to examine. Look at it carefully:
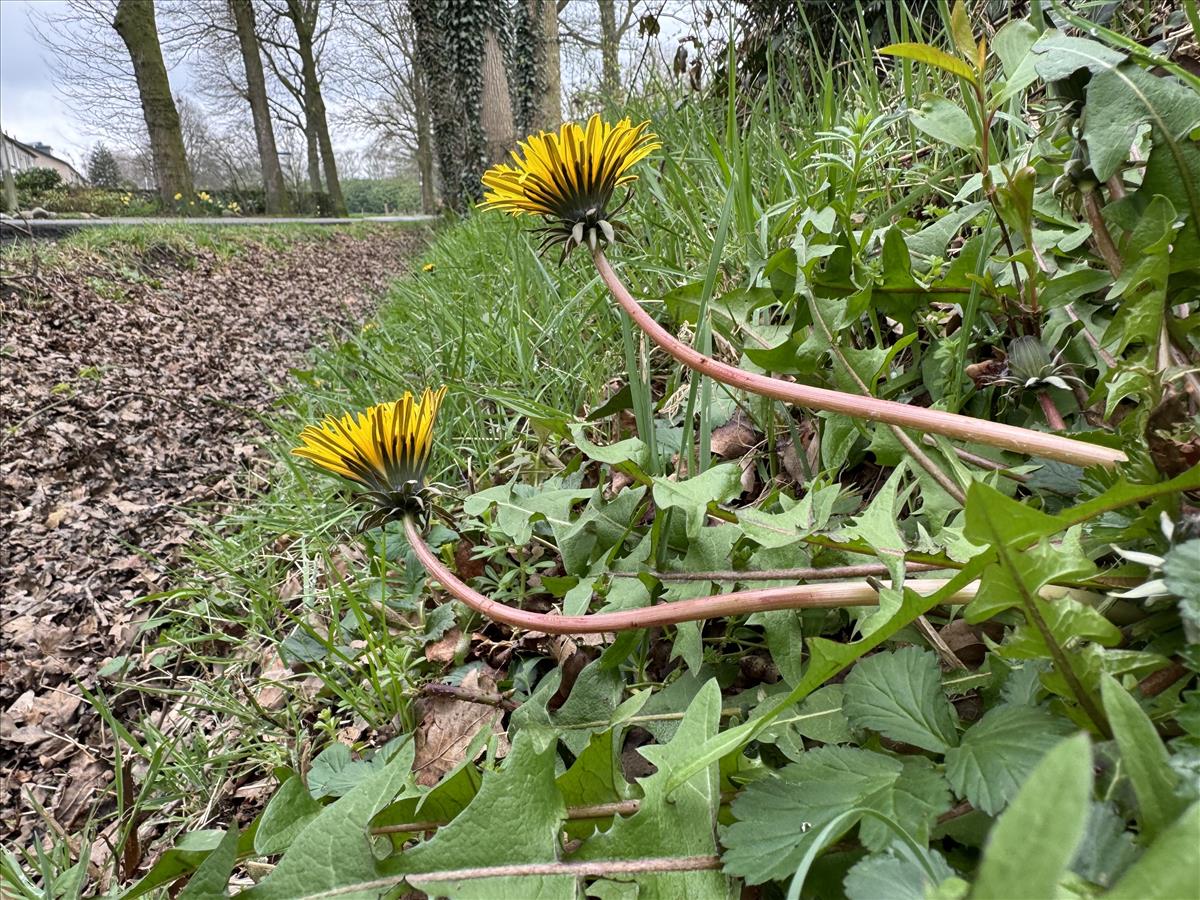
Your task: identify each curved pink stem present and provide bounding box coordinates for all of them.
[592,249,1126,469]
[405,516,975,634]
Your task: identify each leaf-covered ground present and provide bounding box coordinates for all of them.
[0,225,427,846]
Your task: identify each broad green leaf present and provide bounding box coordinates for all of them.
[843,848,957,900]
[307,743,374,799]
[842,647,959,753]
[1165,540,1200,643]
[1106,802,1200,899]
[393,730,572,899]
[254,775,323,856]
[651,463,743,539]
[722,746,950,884]
[555,727,629,810]
[1058,468,1200,527]
[664,569,988,795]
[964,481,1063,546]
[1070,802,1141,889]
[973,734,1093,900]
[905,201,989,258]
[1000,593,1122,658]
[1030,32,1126,81]
[572,680,731,898]
[1102,195,1177,357]
[551,485,646,575]
[1100,674,1186,842]
[243,740,413,898]
[568,422,649,469]
[761,684,854,752]
[510,654,627,756]
[177,824,237,900]
[992,18,1038,81]
[1085,61,1200,182]
[119,830,228,900]
[944,705,1074,814]
[909,96,976,151]
[879,42,976,81]
[750,609,805,686]
[736,486,837,549]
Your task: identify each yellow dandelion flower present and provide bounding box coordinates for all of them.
[293,387,447,529]
[480,113,660,260]
[422,263,436,273]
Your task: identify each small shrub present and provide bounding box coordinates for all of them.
[14,166,64,197]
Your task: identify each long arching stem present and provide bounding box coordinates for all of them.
[591,249,1126,469]
[404,516,975,634]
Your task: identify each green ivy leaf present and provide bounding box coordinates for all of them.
[843,647,959,753]
[973,734,1093,900]
[944,705,1074,815]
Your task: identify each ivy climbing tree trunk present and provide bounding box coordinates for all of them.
[229,0,290,214]
[412,0,511,211]
[112,0,193,205]
[284,0,346,217]
[598,0,620,101]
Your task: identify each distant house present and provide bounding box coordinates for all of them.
[1,132,86,185]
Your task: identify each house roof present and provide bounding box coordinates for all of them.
[2,131,85,182]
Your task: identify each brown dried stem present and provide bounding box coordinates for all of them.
[591,249,1125,469]
[404,517,975,634]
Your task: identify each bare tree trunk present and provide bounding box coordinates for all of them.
[230,0,290,214]
[304,118,322,194]
[112,0,193,205]
[479,27,514,164]
[535,0,561,128]
[286,0,346,217]
[412,55,437,214]
[598,0,620,100]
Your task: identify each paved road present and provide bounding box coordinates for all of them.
[1,214,436,240]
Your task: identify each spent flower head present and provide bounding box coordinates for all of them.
[480,113,660,261]
[293,387,447,530]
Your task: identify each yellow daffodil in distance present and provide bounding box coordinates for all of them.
[480,113,660,261]
[293,387,448,530]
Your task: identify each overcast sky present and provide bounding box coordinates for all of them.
[1,0,90,166]
[1,0,703,174]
